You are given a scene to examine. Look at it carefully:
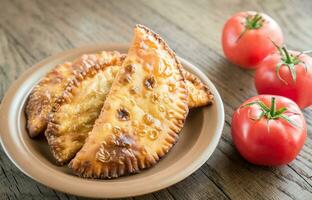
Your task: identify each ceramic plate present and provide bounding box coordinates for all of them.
[0,44,224,198]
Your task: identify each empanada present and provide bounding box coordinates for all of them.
[183,70,213,108]
[45,51,125,165]
[69,25,189,178]
[45,54,213,165]
[25,60,81,137]
[26,53,211,139]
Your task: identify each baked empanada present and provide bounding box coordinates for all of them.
[45,51,125,165]
[25,60,80,137]
[69,25,189,178]
[26,53,211,139]
[25,53,121,138]
[45,54,212,165]
[183,70,213,108]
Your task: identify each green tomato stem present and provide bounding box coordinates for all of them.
[243,98,300,128]
[270,97,276,116]
[282,46,293,64]
[273,42,306,84]
[237,13,264,42]
[246,13,264,30]
[244,97,293,121]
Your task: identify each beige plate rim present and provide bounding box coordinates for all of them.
[0,44,224,198]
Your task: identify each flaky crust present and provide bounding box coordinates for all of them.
[26,49,211,139]
[25,53,124,138]
[45,51,125,165]
[44,53,211,165]
[183,70,214,108]
[69,25,189,178]
[25,60,85,137]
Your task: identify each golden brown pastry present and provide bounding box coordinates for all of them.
[45,51,125,165]
[69,25,189,178]
[183,70,214,108]
[25,59,85,137]
[26,53,211,139]
[25,46,212,139]
[45,53,212,165]
[25,53,121,138]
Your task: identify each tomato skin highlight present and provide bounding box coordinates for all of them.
[231,95,307,166]
[222,11,283,69]
[255,51,312,109]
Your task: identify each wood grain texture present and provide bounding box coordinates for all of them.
[0,0,312,199]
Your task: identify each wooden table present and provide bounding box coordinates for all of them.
[1,0,312,199]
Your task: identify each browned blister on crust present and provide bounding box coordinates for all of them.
[182,70,214,108]
[45,51,125,165]
[69,25,189,179]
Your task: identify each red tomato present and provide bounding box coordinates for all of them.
[231,95,306,166]
[222,11,284,69]
[255,47,312,109]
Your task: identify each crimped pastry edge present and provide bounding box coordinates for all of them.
[45,51,126,165]
[25,62,75,138]
[68,25,189,179]
[182,70,214,108]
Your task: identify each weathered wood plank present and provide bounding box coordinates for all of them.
[0,0,312,199]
